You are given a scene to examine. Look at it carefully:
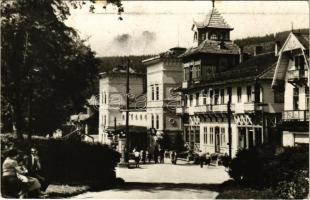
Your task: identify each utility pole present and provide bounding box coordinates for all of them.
[125,57,130,161]
[227,88,232,159]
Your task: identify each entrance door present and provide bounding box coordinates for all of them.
[215,127,220,153]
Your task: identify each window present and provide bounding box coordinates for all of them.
[156,115,159,129]
[140,114,142,120]
[135,114,138,120]
[295,55,305,70]
[184,95,188,107]
[203,93,207,105]
[221,128,225,146]
[293,88,299,110]
[151,114,154,128]
[194,32,198,41]
[210,127,214,144]
[201,33,206,41]
[220,89,225,104]
[210,33,218,40]
[131,114,133,120]
[196,93,199,106]
[274,89,284,103]
[156,85,159,100]
[145,115,147,120]
[103,115,106,126]
[247,86,252,102]
[237,87,242,103]
[210,89,214,104]
[122,114,125,120]
[184,67,190,81]
[104,92,107,104]
[189,95,193,106]
[214,89,219,105]
[227,87,232,102]
[204,127,208,144]
[151,85,154,100]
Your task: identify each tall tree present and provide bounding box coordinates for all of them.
[1,0,123,139]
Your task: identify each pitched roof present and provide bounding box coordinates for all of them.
[194,8,233,30]
[180,40,240,58]
[294,32,309,49]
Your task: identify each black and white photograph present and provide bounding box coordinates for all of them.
[1,0,309,199]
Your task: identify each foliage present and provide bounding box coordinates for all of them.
[1,0,123,137]
[274,170,309,199]
[97,55,154,73]
[1,134,121,185]
[227,145,309,198]
[234,28,309,48]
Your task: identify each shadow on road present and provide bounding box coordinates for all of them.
[111,182,221,193]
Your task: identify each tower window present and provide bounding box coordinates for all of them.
[210,33,218,40]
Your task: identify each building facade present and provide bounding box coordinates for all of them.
[143,47,186,147]
[272,31,309,146]
[177,5,284,156]
[98,67,145,145]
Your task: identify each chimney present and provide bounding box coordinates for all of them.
[239,47,243,63]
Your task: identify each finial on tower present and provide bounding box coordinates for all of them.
[212,0,215,8]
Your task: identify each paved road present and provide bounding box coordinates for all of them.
[74,159,230,199]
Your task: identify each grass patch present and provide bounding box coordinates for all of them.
[46,184,90,198]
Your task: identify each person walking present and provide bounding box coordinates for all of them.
[159,149,165,164]
[141,150,146,164]
[173,151,178,165]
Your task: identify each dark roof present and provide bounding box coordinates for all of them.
[180,40,240,58]
[294,32,309,49]
[194,8,233,30]
[143,47,186,65]
[182,52,277,90]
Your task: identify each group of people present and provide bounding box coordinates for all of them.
[2,146,49,198]
[131,146,168,167]
[198,150,211,168]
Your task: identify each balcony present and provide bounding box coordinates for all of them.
[212,104,235,113]
[283,110,309,121]
[243,102,265,112]
[287,69,308,86]
[193,105,213,114]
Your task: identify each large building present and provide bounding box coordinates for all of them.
[98,67,146,146]
[176,4,284,156]
[272,31,309,146]
[143,47,186,147]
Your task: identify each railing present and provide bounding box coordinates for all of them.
[283,110,309,121]
[193,105,213,113]
[244,102,264,112]
[287,69,308,82]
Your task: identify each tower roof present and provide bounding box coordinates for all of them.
[194,8,233,30]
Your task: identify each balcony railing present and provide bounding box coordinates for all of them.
[212,104,235,112]
[244,102,265,112]
[287,69,308,82]
[193,105,213,113]
[283,110,309,121]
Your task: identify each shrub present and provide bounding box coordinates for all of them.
[228,145,309,188]
[1,134,121,185]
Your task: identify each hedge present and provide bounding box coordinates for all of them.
[1,134,121,186]
[227,145,309,199]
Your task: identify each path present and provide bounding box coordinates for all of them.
[74,159,230,199]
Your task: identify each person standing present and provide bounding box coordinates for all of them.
[170,151,175,164]
[159,149,164,164]
[198,150,205,168]
[134,149,140,168]
[141,150,146,164]
[173,151,178,165]
[153,147,159,164]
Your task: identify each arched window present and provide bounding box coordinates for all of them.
[135,114,138,120]
[194,31,198,41]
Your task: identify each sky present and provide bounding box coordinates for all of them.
[65,1,309,57]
